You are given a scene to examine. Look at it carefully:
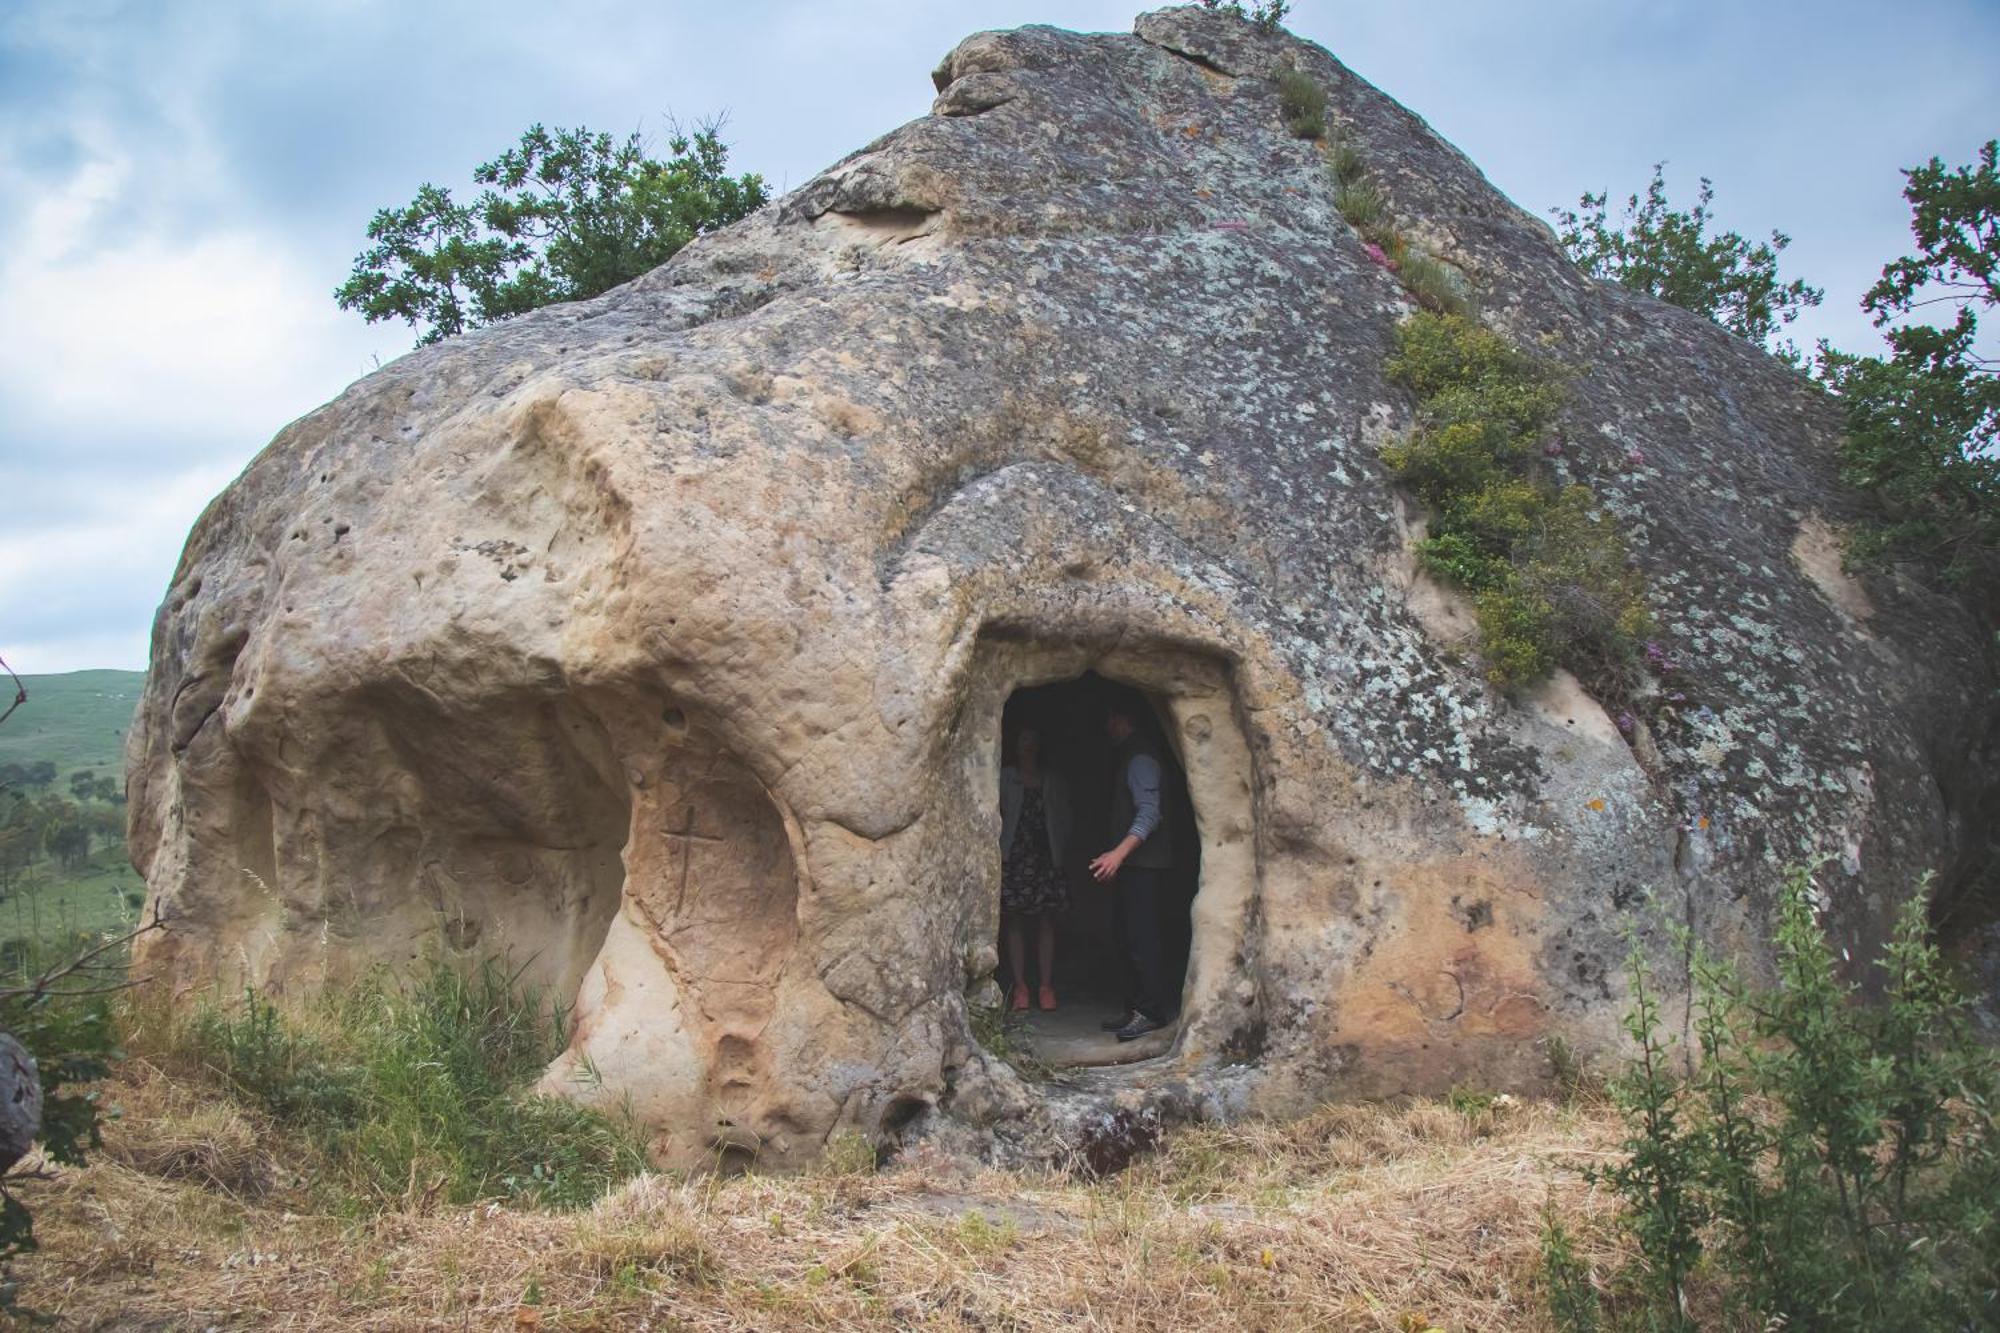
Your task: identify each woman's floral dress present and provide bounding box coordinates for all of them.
[1002,785,1068,915]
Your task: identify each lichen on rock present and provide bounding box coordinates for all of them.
[127,5,1994,1169]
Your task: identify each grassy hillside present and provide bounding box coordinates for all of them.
[0,668,145,776]
[0,844,148,943]
[1,668,148,945]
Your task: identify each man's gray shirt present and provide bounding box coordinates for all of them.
[1123,753,1163,843]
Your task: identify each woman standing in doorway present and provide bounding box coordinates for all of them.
[999,725,1073,1011]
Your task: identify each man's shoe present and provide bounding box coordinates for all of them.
[1114,1014,1165,1042]
[1101,1009,1140,1031]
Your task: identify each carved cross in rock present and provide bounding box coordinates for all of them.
[663,802,725,913]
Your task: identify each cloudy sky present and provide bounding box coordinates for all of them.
[2,1,1994,674]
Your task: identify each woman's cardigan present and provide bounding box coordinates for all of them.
[998,766,1073,865]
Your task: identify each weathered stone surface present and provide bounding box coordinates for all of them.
[129,7,1994,1167]
[0,1033,41,1174]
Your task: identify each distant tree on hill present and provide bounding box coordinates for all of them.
[56,771,118,807]
[1553,164,1823,360]
[0,820,31,898]
[40,804,88,873]
[336,121,767,346]
[1818,140,1999,582]
[84,803,121,842]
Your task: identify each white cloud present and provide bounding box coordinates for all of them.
[0,460,240,673]
[0,153,389,450]
[0,131,404,673]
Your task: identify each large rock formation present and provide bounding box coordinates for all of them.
[129,7,1993,1168]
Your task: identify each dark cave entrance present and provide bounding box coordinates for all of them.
[996,671,1202,1066]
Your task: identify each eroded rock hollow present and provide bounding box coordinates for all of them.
[129,7,1993,1167]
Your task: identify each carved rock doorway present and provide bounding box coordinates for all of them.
[986,660,1228,1069]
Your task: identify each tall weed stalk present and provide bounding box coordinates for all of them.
[1596,940,1702,1328]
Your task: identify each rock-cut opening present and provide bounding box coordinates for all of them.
[963,632,1262,1080]
[997,672,1201,1066]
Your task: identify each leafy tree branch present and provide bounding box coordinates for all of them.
[1820,139,1999,583]
[336,120,766,346]
[1553,163,1823,359]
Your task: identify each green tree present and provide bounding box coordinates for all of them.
[1195,0,1291,32]
[41,813,88,874]
[0,819,32,898]
[1553,164,1823,359]
[337,121,767,346]
[83,803,122,848]
[1819,140,1999,581]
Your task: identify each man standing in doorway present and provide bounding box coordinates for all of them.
[1089,702,1173,1042]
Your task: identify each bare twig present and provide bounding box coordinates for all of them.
[0,912,167,1005]
[5,977,154,999]
[0,653,22,729]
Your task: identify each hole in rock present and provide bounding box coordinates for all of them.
[713,1144,757,1177]
[994,671,1202,1068]
[880,1094,931,1136]
[824,205,939,246]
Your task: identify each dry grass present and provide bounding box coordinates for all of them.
[7,1064,1630,1330]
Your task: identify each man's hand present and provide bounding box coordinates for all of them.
[1090,834,1141,882]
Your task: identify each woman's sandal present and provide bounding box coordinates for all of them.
[1010,982,1030,1012]
[1038,985,1058,1012]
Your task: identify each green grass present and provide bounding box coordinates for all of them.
[0,845,147,947]
[1332,177,1390,238]
[1273,65,1326,140]
[1323,137,1478,320]
[1399,250,1475,318]
[1,669,148,947]
[0,669,144,777]
[1327,139,1366,187]
[967,1003,1055,1081]
[154,957,649,1212]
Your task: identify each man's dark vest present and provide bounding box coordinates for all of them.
[1108,738,1173,870]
